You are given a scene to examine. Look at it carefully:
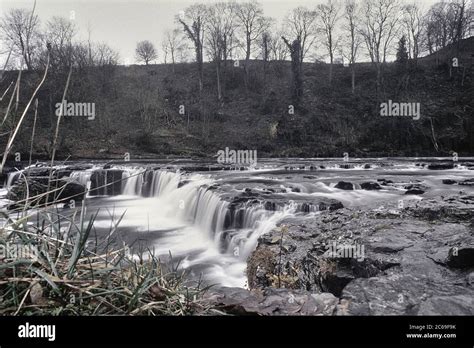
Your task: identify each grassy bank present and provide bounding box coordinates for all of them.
[0,197,221,315]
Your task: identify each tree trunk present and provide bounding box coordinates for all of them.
[216,61,222,101]
[351,65,355,94]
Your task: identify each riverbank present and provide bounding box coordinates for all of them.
[228,193,474,315]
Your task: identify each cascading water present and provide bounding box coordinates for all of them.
[122,169,144,196]
[88,167,296,287]
[70,171,93,187]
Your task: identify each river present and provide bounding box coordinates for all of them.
[1,157,473,288]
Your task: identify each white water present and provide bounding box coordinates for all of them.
[3,160,473,287]
[90,169,295,287]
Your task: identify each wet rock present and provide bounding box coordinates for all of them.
[177,180,190,188]
[417,295,474,315]
[427,162,455,170]
[446,247,474,269]
[7,177,86,206]
[377,179,393,185]
[248,194,474,315]
[89,169,123,196]
[208,287,338,315]
[317,199,344,211]
[339,164,354,169]
[242,188,259,197]
[23,167,51,177]
[459,179,474,186]
[405,188,425,195]
[53,169,73,179]
[371,243,411,253]
[64,163,94,171]
[442,179,457,185]
[408,195,474,221]
[140,170,155,196]
[404,184,427,195]
[361,182,382,190]
[364,164,371,169]
[467,272,474,285]
[181,165,228,172]
[335,181,354,190]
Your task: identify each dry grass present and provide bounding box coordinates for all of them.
[0,199,223,315]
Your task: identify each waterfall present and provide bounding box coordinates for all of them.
[122,169,144,196]
[190,188,229,236]
[6,172,20,188]
[150,171,181,196]
[117,168,283,256]
[70,171,92,187]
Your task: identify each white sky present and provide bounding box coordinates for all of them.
[0,0,440,65]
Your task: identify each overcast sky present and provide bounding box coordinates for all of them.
[1,0,439,64]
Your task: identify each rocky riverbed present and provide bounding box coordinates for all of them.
[209,194,474,315]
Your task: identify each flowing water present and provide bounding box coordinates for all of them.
[1,158,473,288]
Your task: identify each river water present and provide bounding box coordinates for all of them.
[1,158,473,288]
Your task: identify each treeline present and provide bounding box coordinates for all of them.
[0,4,119,72]
[0,1,472,160]
[153,0,472,100]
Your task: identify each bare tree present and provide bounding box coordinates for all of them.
[205,2,238,101]
[449,0,471,51]
[135,40,157,65]
[425,2,450,54]
[343,0,362,94]
[162,39,169,64]
[162,28,187,72]
[0,5,40,70]
[268,26,288,60]
[177,4,207,91]
[42,16,77,68]
[423,1,471,58]
[402,3,424,61]
[285,7,318,64]
[360,0,401,88]
[236,0,270,82]
[93,42,119,66]
[317,0,341,85]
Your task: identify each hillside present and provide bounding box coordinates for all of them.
[0,38,473,160]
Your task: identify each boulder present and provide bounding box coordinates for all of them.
[7,177,86,207]
[208,287,338,315]
[446,247,474,269]
[405,188,425,195]
[377,179,393,185]
[442,179,457,185]
[335,181,354,190]
[361,182,382,190]
[427,163,454,170]
[459,179,474,186]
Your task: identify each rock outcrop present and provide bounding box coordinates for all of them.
[245,194,474,315]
